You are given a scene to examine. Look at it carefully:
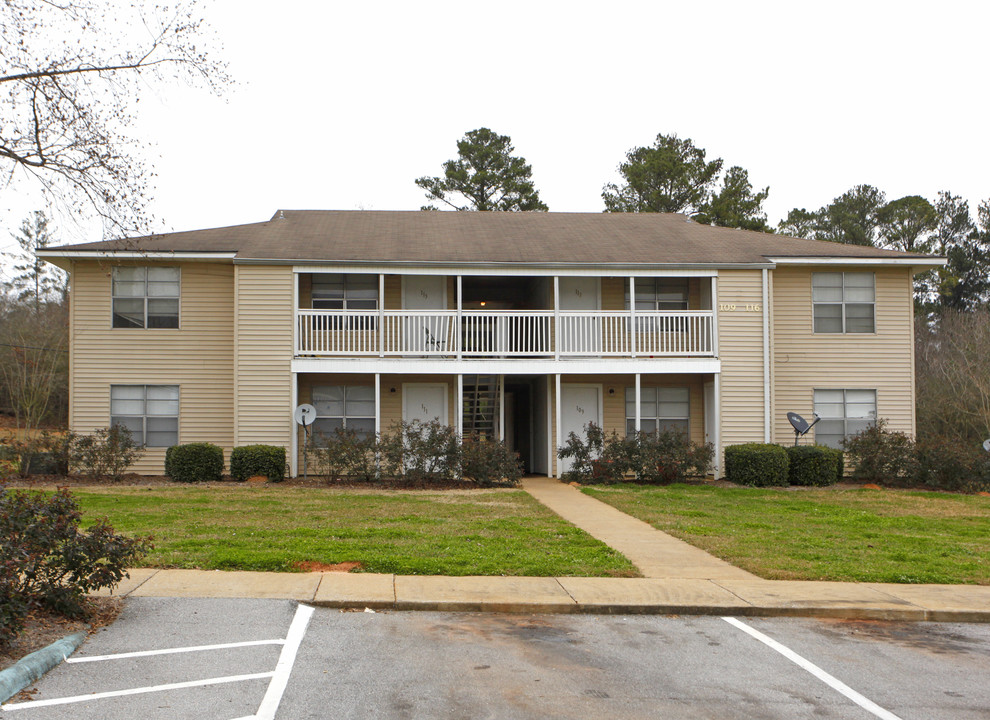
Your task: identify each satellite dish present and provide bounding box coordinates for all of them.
[294,404,317,426]
[983,439,990,452]
[786,411,821,445]
[787,412,810,434]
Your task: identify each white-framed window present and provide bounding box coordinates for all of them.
[112,267,180,328]
[812,272,875,333]
[625,387,690,437]
[311,385,376,439]
[110,385,179,447]
[311,274,378,311]
[813,389,877,449]
[626,278,689,311]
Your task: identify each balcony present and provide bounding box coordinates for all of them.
[295,309,715,358]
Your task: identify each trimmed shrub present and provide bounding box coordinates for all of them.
[0,487,151,646]
[165,443,225,483]
[230,444,286,482]
[460,435,523,487]
[842,419,916,485]
[724,443,789,487]
[786,445,840,486]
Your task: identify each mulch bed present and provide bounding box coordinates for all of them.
[0,597,123,673]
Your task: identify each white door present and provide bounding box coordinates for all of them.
[559,384,601,473]
[403,383,448,426]
[559,277,601,354]
[402,276,447,352]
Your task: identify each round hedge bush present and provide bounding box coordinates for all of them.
[230,444,286,482]
[724,443,789,486]
[786,445,840,486]
[164,443,225,483]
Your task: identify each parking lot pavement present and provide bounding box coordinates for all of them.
[5,600,989,719]
[1,598,308,720]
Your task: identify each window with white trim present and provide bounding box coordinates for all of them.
[812,272,874,333]
[813,389,876,449]
[112,267,180,328]
[110,385,179,447]
[626,278,689,311]
[625,387,690,437]
[311,385,375,439]
[311,274,378,311]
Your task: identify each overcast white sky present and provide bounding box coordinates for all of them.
[2,0,989,257]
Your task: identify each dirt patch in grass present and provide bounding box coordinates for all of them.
[292,560,363,572]
[0,597,123,673]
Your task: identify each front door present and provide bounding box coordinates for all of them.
[558,277,601,354]
[402,383,448,426]
[559,384,601,473]
[402,276,447,352]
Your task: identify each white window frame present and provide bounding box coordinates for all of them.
[111,266,180,329]
[813,389,877,449]
[311,384,376,439]
[626,277,690,311]
[110,384,179,448]
[311,273,379,311]
[812,272,875,334]
[625,386,690,437]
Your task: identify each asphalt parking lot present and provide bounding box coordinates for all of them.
[3,598,989,719]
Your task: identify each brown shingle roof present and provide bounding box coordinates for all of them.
[48,210,940,266]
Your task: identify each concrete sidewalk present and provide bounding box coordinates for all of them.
[90,476,990,622]
[99,567,990,622]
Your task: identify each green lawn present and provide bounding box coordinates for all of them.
[583,484,990,584]
[75,486,638,577]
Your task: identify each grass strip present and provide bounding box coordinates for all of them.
[75,486,638,577]
[583,483,990,584]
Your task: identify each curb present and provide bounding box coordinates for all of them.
[0,631,87,704]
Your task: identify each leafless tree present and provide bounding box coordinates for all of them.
[0,0,230,239]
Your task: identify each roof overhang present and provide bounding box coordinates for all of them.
[766,256,945,267]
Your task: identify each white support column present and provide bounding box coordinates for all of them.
[456,373,464,436]
[762,268,771,442]
[456,275,463,360]
[629,276,637,357]
[546,377,553,478]
[553,276,560,360]
[554,373,562,479]
[374,373,381,436]
[634,373,641,433]
[498,374,505,442]
[378,274,385,358]
[292,271,300,357]
[711,275,719,357]
[713,373,722,477]
[290,372,298,477]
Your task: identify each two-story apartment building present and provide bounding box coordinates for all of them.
[40,211,943,477]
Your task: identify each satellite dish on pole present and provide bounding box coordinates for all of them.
[983,439,990,452]
[787,411,821,446]
[294,404,317,426]
[294,404,317,480]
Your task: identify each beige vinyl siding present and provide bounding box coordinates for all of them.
[601,277,624,311]
[771,266,916,444]
[716,270,767,455]
[234,265,294,451]
[69,260,235,474]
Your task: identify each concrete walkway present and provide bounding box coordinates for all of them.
[521,477,757,581]
[85,476,990,622]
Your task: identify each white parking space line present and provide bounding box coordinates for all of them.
[0,672,275,712]
[722,617,904,720]
[66,639,286,664]
[249,603,315,720]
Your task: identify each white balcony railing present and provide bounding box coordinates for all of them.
[295,309,715,358]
